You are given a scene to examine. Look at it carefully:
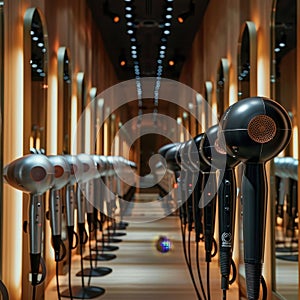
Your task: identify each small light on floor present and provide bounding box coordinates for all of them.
[156,236,172,253]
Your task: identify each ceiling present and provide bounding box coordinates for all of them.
[273,0,296,67]
[87,0,209,81]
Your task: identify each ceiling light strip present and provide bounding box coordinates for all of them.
[153,0,174,107]
[124,0,142,102]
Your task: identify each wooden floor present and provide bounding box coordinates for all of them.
[45,193,239,299]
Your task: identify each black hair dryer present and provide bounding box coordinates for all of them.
[220,97,292,300]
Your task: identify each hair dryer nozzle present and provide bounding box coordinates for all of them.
[220,97,292,162]
[4,154,54,195]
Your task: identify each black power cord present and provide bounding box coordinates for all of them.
[0,280,9,300]
[196,241,207,300]
[261,275,267,300]
[54,238,67,300]
[180,218,202,300]
[31,257,46,300]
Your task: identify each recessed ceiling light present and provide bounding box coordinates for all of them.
[168,60,175,66]
[113,16,120,23]
[125,13,133,18]
[165,14,172,19]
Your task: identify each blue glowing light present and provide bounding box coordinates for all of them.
[156,236,172,253]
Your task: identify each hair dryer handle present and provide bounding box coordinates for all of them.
[186,172,194,231]
[77,182,86,225]
[218,168,236,289]
[29,194,43,286]
[202,172,217,262]
[66,185,75,227]
[193,173,203,242]
[29,195,43,255]
[242,163,267,300]
[49,189,62,237]
[218,168,236,252]
[242,163,267,264]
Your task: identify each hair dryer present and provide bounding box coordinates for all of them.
[76,153,97,243]
[47,155,70,261]
[220,96,292,300]
[189,133,218,264]
[3,154,54,286]
[182,138,204,243]
[64,155,82,229]
[178,141,200,233]
[201,124,240,293]
[165,143,187,223]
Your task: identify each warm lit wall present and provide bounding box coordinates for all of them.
[3,0,118,299]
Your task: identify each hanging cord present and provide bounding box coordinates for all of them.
[31,257,46,300]
[196,241,207,300]
[180,218,202,299]
[222,289,226,300]
[87,217,95,287]
[56,260,61,300]
[66,226,78,300]
[261,275,267,300]
[221,258,237,299]
[54,239,67,300]
[32,286,36,300]
[0,280,9,300]
[229,260,237,285]
[211,238,218,258]
[206,262,211,300]
[78,223,89,289]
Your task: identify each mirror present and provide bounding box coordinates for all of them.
[89,87,98,154]
[237,21,257,100]
[57,47,72,273]
[216,58,229,120]
[57,47,72,155]
[204,81,213,130]
[24,7,48,298]
[270,0,298,299]
[76,72,87,153]
[24,8,48,154]
[236,20,257,295]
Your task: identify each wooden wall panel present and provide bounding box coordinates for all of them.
[2,1,118,299]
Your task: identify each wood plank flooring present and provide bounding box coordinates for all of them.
[44,194,240,299]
